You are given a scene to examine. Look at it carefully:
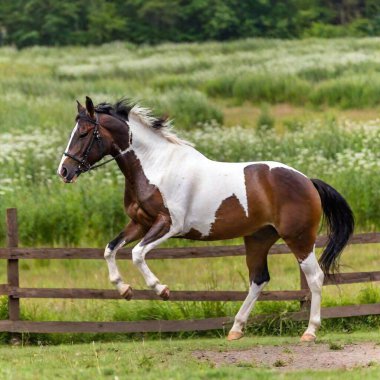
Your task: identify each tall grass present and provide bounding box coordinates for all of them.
[0,118,379,246]
[1,118,379,246]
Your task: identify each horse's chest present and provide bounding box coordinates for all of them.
[125,188,170,228]
[126,202,155,227]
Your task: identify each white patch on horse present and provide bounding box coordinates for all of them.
[127,112,307,237]
[57,122,78,174]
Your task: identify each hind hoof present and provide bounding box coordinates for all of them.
[159,286,170,300]
[300,333,316,342]
[227,331,244,341]
[119,284,133,300]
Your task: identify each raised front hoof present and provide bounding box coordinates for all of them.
[119,285,133,300]
[300,333,316,342]
[159,286,170,301]
[227,331,244,341]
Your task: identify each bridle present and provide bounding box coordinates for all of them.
[63,113,131,173]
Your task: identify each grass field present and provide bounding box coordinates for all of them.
[0,38,380,342]
[1,332,379,379]
[1,37,380,246]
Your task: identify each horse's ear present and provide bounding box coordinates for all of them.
[85,96,95,119]
[77,100,86,115]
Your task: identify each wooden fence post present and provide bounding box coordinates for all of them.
[6,209,20,342]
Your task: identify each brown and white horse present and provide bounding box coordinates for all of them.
[57,97,354,342]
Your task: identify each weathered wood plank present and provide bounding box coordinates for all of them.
[0,286,309,302]
[0,232,378,260]
[0,318,232,333]
[321,303,380,318]
[0,246,248,260]
[324,271,380,285]
[285,303,380,322]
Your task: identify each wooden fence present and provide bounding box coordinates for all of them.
[0,208,379,334]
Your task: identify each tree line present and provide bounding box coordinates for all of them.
[1,0,380,48]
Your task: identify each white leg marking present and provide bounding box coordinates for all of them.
[230,281,267,334]
[132,231,176,295]
[104,241,129,295]
[300,250,324,337]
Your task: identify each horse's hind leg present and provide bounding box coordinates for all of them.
[104,221,145,299]
[283,232,324,342]
[228,226,279,341]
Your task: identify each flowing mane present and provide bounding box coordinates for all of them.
[95,99,192,146]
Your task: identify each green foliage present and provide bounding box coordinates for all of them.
[232,73,310,104]
[87,0,127,44]
[329,342,344,350]
[1,40,380,247]
[256,104,274,133]
[309,75,380,108]
[304,23,351,38]
[204,74,237,98]
[358,286,380,304]
[2,1,380,47]
[151,89,224,130]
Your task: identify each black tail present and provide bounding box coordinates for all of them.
[311,178,354,276]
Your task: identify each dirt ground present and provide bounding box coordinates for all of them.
[193,342,380,371]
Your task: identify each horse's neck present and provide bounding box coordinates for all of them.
[116,118,179,193]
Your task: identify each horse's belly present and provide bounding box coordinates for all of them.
[182,191,267,240]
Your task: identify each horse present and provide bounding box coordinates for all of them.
[57,96,354,342]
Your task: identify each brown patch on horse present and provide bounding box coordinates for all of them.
[182,228,204,240]
[205,164,275,240]
[119,151,172,238]
[208,194,250,239]
[244,164,274,221]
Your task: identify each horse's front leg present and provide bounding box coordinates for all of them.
[132,214,178,300]
[104,221,145,299]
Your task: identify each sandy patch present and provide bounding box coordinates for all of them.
[193,342,380,370]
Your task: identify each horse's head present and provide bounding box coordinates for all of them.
[57,96,121,183]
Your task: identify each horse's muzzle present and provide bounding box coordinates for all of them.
[57,165,80,183]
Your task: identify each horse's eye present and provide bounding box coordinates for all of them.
[79,131,89,138]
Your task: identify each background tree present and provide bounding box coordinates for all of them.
[1,0,380,47]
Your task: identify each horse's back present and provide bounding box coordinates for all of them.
[179,159,320,240]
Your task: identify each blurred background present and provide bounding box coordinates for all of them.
[0,1,379,330]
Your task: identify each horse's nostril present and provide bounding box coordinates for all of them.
[61,167,68,178]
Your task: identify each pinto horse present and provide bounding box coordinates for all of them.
[57,97,354,342]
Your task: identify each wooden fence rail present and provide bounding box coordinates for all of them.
[0,208,379,334]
